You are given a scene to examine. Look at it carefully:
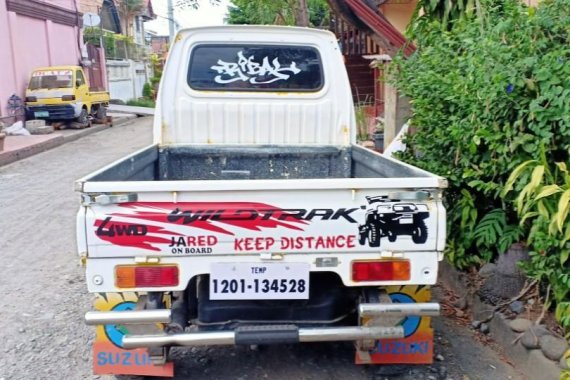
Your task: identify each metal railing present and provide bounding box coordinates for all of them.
[84,29,150,61]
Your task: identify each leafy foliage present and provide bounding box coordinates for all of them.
[391,0,570,330]
[174,0,221,10]
[409,0,480,34]
[149,54,164,98]
[227,0,329,27]
[504,158,570,321]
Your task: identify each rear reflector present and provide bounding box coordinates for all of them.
[115,265,179,288]
[352,260,410,282]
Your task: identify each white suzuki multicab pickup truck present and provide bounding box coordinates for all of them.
[76,26,447,377]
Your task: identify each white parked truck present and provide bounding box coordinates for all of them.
[76,26,447,377]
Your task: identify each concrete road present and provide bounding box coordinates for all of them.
[0,117,522,380]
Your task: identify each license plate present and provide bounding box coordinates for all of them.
[399,217,413,224]
[210,262,309,300]
[34,111,49,117]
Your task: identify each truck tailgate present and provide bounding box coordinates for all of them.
[83,183,445,258]
[89,91,110,103]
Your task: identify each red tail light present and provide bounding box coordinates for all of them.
[352,260,410,282]
[115,265,179,288]
[61,95,75,101]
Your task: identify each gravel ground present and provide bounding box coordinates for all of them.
[0,118,153,380]
[0,117,523,380]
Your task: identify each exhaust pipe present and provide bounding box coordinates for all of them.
[85,309,171,325]
[358,303,440,318]
[122,326,404,349]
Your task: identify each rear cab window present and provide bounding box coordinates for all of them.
[187,45,324,92]
[76,70,86,86]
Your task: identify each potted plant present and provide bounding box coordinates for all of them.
[373,118,385,152]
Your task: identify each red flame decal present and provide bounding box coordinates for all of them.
[94,202,307,251]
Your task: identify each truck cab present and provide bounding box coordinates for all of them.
[25,65,109,127]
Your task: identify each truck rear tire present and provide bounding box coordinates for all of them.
[76,108,90,128]
[96,105,107,120]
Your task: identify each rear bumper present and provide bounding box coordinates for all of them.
[85,302,440,348]
[26,105,76,120]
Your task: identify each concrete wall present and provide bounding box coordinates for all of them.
[107,59,149,102]
[0,0,82,120]
[107,60,132,101]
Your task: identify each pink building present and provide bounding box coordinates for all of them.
[0,0,83,121]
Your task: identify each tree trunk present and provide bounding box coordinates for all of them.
[295,0,310,26]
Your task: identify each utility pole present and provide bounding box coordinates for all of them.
[167,0,175,43]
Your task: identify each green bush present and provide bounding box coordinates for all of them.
[392,0,569,328]
[83,27,101,45]
[142,83,153,99]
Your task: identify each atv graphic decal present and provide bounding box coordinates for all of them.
[358,196,430,247]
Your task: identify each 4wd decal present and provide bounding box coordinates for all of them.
[358,196,430,248]
[90,198,435,254]
[95,216,182,251]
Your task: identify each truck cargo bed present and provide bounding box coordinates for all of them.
[86,144,433,183]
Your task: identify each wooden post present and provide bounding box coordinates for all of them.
[383,64,411,151]
[384,79,397,150]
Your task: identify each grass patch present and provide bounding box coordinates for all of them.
[126,98,155,108]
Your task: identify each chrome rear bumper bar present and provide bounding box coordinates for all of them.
[84,309,171,325]
[84,302,439,326]
[122,326,405,349]
[84,302,439,348]
[358,302,440,318]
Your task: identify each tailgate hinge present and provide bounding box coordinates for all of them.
[82,193,138,205]
[380,251,404,259]
[387,190,431,201]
